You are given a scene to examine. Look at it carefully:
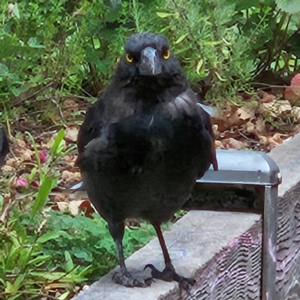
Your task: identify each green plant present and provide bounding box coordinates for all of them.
[0,128,158,299]
[2,0,300,113]
[43,212,156,281]
[0,130,80,299]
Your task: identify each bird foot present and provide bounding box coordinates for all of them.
[145,263,195,290]
[112,270,152,288]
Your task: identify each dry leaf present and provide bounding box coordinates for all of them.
[291,106,300,123]
[14,139,26,148]
[53,200,94,217]
[236,107,256,120]
[258,135,268,143]
[223,138,246,150]
[217,104,257,130]
[271,133,288,144]
[245,121,255,133]
[214,140,223,148]
[5,158,19,168]
[227,106,240,126]
[64,126,79,143]
[257,90,276,103]
[255,117,267,135]
[50,192,70,202]
[2,165,15,172]
[15,148,34,161]
[61,170,81,184]
[63,99,79,112]
[260,100,291,117]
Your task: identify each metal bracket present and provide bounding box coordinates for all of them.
[197,149,281,300]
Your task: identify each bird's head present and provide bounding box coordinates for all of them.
[116,33,185,89]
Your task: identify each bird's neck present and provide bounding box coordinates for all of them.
[108,74,188,112]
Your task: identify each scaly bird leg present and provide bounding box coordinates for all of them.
[145,221,195,290]
[108,220,151,287]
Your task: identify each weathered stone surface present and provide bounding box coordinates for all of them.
[268,134,300,197]
[73,211,260,300]
[275,184,300,299]
[268,134,300,299]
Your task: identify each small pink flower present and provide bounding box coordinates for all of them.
[39,150,48,163]
[15,177,28,187]
[31,181,40,188]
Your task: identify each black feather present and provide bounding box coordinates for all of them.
[0,128,9,166]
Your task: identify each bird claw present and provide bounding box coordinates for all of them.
[112,271,152,288]
[144,263,195,290]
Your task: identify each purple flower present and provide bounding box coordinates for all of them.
[39,150,48,163]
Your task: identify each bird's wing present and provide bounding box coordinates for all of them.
[77,99,106,154]
[196,103,218,171]
[77,85,138,154]
[160,88,218,172]
[0,128,9,166]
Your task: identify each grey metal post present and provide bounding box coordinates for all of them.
[262,185,278,300]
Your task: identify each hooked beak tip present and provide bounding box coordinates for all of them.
[138,47,162,76]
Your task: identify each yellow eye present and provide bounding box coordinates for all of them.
[126,53,134,63]
[163,49,170,60]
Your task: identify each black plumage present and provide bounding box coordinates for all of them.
[77,33,218,288]
[0,128,9,166]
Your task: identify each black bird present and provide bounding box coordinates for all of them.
[77,33,218,289]
[0,128,9,166]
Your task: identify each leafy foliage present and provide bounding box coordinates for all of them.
[44,212,155,281]
[1,0,300,114]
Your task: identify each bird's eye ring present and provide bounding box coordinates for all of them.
[163,49,170,60]
[126,53,134,63]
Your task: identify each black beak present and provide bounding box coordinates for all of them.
[138,47,162,76]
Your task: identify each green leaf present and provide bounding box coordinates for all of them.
[28,254,52,265]
[174,34,188,44]
[18,247,33,270]
[64,251,74,272]
[77,265,92,277]
[156,11,176,18]
[36,231,66,243]
[31,177,54,218]
[5,245,22,270]
[28,167,38,183]
[71,247,92,262]
[11,3,20,19]
[196,59,204,75]
[9,85,30,97]
[7,294,23,300]
[11,273,27,291]
[29,271,66,280]
[0,64,9,77]
[58,291,71,300]
[214,71,227,82]
[5,282,15,293]
[28,37,46,49]
[50,129,65,157]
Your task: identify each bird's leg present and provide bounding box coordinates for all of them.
[145,221,195,290]
[108,220,151,288]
